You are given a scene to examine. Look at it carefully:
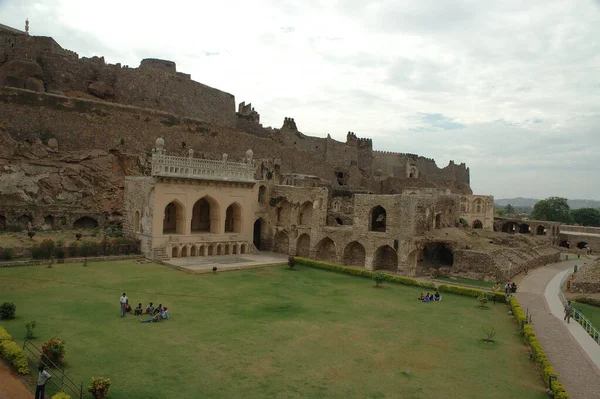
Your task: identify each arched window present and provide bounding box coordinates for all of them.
[225,203,242,233]
[74,216,99,229]
[277,200,291,224]
[475,198,482,213]
[370,206,386,232]
[459,197,467,212]
[298,201,313,226]
[435,214,441,229]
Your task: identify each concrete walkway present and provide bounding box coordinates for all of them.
[515,260,600,399]
[165,252,288,274]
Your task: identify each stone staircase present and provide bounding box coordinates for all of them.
[153,246,169,261]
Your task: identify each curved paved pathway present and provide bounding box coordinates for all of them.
[515,259,600,399]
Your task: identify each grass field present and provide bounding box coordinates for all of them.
[0,261,547,399]
[573,302,600,328]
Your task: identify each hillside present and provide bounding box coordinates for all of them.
[495,198,600,210]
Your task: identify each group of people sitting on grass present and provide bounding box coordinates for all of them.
[139,302,169,323]
[418,292,441,302]
[504,282,517,294]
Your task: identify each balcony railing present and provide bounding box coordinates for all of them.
[151,153,255,183]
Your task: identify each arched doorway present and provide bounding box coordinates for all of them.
[191,197,219,234]
[163,201,185,234]
[296,234,310,257]
[274,231,290,254]
[207,245,214,256]
[181,246,188,257]
[277,200,292,224]
[435,214,441,229]
[241,243,248,254]
[472,220,483,229]
[370,206,386,232]
[225,244,231,255]
[298,202,313,226]
[373,245,397,271]
[519,224,530,234]
[315,237,336,263]
[536,225,546,235]
[44,215,54,229]
[225,202,242,233]
[253,218,264,250]
[418,243,454,273]
[343,241,366,267]
[16,214,32,229]
[74,216,98,229]
[190,245,197,256]
[171,246,179,258]
[502,222,517,233]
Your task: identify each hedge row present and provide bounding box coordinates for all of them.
[0,327,29,374]
[510,297,569,399]
[294,258,436,289]
[437,284,506,302]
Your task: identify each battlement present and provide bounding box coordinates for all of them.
[282,117,297,130]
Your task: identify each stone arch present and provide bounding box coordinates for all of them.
[217,244,223,255]
[258,185,267,203]
[181,245,189,257]
[577,242,588,249]
[474,198,483,213]
[434,214,441,229]
[0,214,5,230]
[536,225,546,235]
[420,243,454,269]
[472,219,483,229]
[232,243,238,254]
[199,245,206,256]
[277,200,292,224]
[171,246,180,258]
[274,231,290,254]
[134,210,141,233]
[190,245,197,256]
[163,200,185,234]
[315,237,336,263]
[74,216,99,229]
[298,201,313,226]
[370,206,386,232]
[241,243,248,254]
[373,245,398,271]
[225,244,231,255]
[343,241,366,267]
[409,166,417,178]
[44,215,55,229]
[296,234,311,257]
[519,224,530,234]
[335,217,343,225]
[207,245,214,256]
[191,196,220,234]
[16,214,32,228]
[225,202,242,233]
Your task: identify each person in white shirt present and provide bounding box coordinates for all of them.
[35,365,52,399]
[119,293,128,317]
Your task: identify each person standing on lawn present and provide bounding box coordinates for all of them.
[120,292,128,317]
[35,365,52,399]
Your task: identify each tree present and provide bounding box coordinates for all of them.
[571,208,600,227]
[531,197,574,224]
[504,204,515,216]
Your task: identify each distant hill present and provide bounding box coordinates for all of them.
[495,198,600,210]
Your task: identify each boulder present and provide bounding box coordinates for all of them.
[88,81,114,99]
[0,60,45,92]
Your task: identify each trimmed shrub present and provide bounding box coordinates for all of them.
[288,256,295,269]
[25,320,37,339]
[438,284,505,302]
[511,297,569,398]
[0,302,16,319]
[373,271,386,287]
[294,258,436,289]
[0,247,14,260]
[51,393,71,399]
[39,239,56,259]
[0,327,29,374]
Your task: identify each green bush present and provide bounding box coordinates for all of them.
[39,239,56,259]
[294,258,436,289]
[0,327,29,374]
[0,247,14,260]
[0,302,16,319]
[373,271,386,287]
[438,284,505,302]
[51,393,71,399]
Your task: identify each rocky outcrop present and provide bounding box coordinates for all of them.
[0,127,141,213]
[571,260,600,293]
[88,81,114,99]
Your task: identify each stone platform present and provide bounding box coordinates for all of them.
[163,252,289,274]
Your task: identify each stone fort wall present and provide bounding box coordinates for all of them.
[0,30,235,127]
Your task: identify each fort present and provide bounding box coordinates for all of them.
[0,23,563,280]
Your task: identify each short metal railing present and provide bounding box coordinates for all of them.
[22,339,84,398]
[558,269,600,346]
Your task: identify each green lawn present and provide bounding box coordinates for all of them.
[573,302,600,329]
[0,261,547,399]
[434,276,495,289]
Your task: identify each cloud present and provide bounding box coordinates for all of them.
[1,0,599,199]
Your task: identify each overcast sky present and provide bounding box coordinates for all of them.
[2,0,599,200]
